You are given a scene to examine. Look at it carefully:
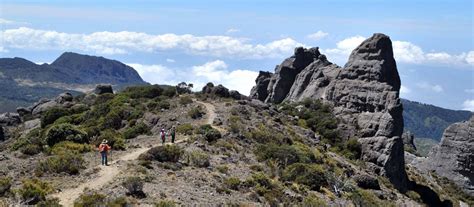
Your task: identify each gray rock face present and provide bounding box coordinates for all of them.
[94,84,114,95]
[55,92,73,104]
[202,82,243,100]
[250,71,272,101]
[0,112,21,126]
[354,174,381,190]
[0,126,4,141]
[418,116,474,196]
[250,33,408,191]
[402,131,416,151]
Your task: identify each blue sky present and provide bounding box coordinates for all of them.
[0,0,473,110]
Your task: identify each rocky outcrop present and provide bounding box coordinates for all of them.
[16,93,76,118]
[94,84,114,95]
[250,71,272,101]
[0,112,21,126]
[402,131,416,151]
[0,126,4,141]
[249,33,408,191]
[202,82,244,100]
[416,116,473,196]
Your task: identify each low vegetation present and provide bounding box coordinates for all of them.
[139,145,183,162]
[198,124,221,142]
[17,179,54,204]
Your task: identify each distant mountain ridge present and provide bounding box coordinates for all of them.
[0,52,147,112]
[402,99,472,141]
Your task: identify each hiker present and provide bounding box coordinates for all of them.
[170,125,176,143]
[160,128,166,144]
[98,139,111,166]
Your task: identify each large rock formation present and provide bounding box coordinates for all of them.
[250,33,408,191]
[416,116,473,196]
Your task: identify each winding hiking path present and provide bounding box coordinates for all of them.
[52,100,220,206]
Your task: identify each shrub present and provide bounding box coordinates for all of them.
[37,198,61,207]
[255,143,315,167]
[176,123,194,135]
[96,129,126,150]
[179,96,193,105]
[282,163,327,191]
[123,122,151,139]
[36,152,85,175]
[198,124,221,142]
[155,200,176,207]
[224,177,241,190]
[17,179,53,204]
[0,177,12,196]
[406,190,422,203]
[163,86,177,98]
[216,165,229,174]
[50,141,92,155]
[158,100,171,109]
[139,145,183,162]
[188,106,205,119]
[247,124,285,144]
[21,144,42,155]
[41,107,70,128]
[11,128,43,151]
[122,177,145,198]
[302,194,328,207]
[74,192,106,207]
[340,138,362,160]
[45,123,88,146]
[123,85,164,99]
[185,150,210,167]
[349,189,393,207]
[101,110,122,130]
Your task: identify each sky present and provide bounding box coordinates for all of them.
[0,0,473,111]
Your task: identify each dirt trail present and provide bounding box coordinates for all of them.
[52,100,219,206]
[195,100,226,133]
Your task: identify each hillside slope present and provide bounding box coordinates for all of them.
[0,52,147,112]
[402,99,472,141]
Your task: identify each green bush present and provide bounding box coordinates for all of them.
[158,100,171,109]
[0,177,12,196]
[11,128,43,151]
[179,96,193,105]
[302,194,328,207]
[45,123,88,146]
[188,106,205,119]
[247,124,285,144]
[155,200,176,207]
[185,150,210,167]
[349,189,393,207]
[282,163,327,191]
[17,179,53,204]
[198,124,221,142]
[255,143,315,167]
[96,129,126,150]
[123,122,151,139]
[101,110,122,130]
[37,198,61,207]
[36,151,85,175]
[74,192,106,207]
[162,86,177,98]
[21,144,42,155]
[123,85,164,99]
[122,177,145,198]
[139,145,183,162]
[224,177,241,190]
[50,141,92,155]
[41,107,70,128]
[176,123,194,135]
[340,138,362,160]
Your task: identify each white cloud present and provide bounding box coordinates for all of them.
[226,28,240,34]
[416,82,444,93]
[0,18,28,25]
[307,31,329,41]
[323,35,474,67]
[127,60,258,95]
[166,58,175,63]
[462,99,474,111]
[464,89,474,93]
[400,85,411,96]
[0,27,303,58]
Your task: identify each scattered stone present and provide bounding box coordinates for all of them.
[94,84,114,95]
[0,112,21,126]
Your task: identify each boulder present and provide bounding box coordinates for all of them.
[229,90,243,100]
[16,107,31,117]
[416,116,474,196]
[0,112,21,126]
[213,84,230,97]
[55,92,73,104]
[354,174,381,190]
[31,100,60,116]
[402,131,417,151]
[249,33,408,191]
[202,82,214,94]
[249,71,273,101]
[176,82,193,94]
[94,84,114,95]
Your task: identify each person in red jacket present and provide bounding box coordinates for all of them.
[98,139,111,166]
